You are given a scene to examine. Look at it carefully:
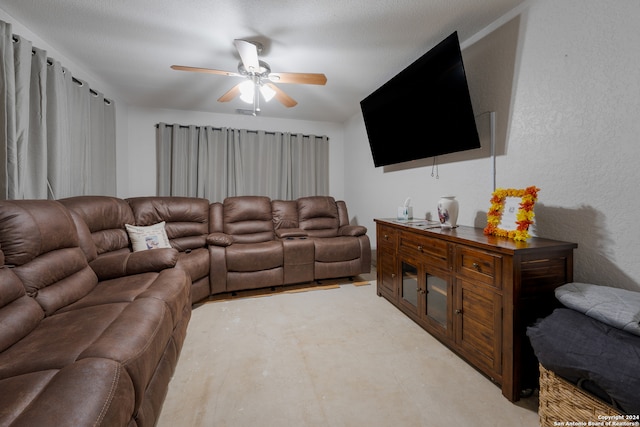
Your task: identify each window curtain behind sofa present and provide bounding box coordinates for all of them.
[0,20,116,200]
[156,123,329,202]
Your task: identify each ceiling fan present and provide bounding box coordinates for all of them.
[171,39,327,115]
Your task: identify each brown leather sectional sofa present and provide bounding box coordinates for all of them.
[0,199,192,427]
[0,195,370,427]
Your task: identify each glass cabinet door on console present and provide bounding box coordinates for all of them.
[423,265,452,338]
[399,259,419,315]
[426,272,449,330]
[398,257,452,339]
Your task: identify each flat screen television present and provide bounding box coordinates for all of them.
[360,31,481,167]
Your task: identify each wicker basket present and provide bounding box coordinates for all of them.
[539,364,622,426]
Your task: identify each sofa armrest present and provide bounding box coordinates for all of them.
[89,248,179,280]
[275,228,308,238]
[207,232,234,247]
[338,225,367,237]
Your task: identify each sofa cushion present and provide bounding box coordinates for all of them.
[127,196,210,251]
[0,200,81,265]
[57,269,191,328]
[19,250,97,316]
[272,200,299,229]
[275,228,308,238]
[77,299,175,410]
[0,358,135,427]
[60,196,135,256]
[0,200,98,316]
[297,196,340,238]
[0,298,175,412]
[223,196,275,243]
[0,303,131,380]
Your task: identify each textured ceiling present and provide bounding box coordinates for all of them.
[0,0,525,122]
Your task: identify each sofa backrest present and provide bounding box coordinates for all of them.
[0,200,98,316]
[60,196,135,256]
[127,196,210,251]
[222,196,275,243]
[271,200,299,229]
[0,247,45,352]
[297,196,340,238]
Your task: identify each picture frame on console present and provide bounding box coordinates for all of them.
[484,186,539,241]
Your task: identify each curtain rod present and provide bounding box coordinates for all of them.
[156,124,278,136]
[155,123,328,140]
[12,35,113,105]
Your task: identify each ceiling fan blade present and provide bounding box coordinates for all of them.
[269,72,327,85]
[234,39,260,73]
[217,83,243,103]
[171,65,240,77]
[265,83,297,108]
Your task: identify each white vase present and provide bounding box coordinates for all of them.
[437,196,459,229]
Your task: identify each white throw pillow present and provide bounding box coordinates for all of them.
[125,221,172,252]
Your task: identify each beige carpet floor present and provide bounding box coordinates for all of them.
[157,277,539,427]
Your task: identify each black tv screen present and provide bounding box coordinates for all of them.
[360,31,481,167]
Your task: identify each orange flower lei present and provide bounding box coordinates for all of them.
[483,186,539,241]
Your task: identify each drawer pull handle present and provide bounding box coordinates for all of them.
[391,273,396,278]
[472,262,480,270]
[417,245,423,252]
[384,234,389,240]
[455,309,463,315]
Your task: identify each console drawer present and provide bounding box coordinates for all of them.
[377,224,398,249]
[399,232,449,269]
[456,246,502,288]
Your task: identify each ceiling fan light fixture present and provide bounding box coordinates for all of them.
[260,84,276,102]
[172,39,325,111]
[239,80,255,104]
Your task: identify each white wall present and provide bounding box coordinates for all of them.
[123,106,345,201]
[501,0,640,290]
[345,0,640,291]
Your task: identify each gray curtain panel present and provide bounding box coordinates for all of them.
[0,20,116,200]
[156,123,329,202]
